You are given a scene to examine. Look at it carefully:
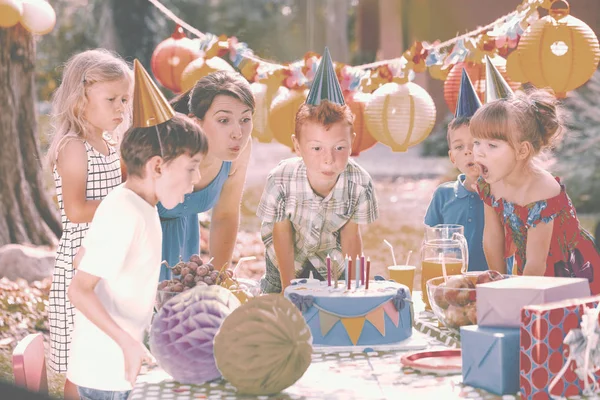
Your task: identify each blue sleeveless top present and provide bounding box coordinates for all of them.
[158,161,231,281]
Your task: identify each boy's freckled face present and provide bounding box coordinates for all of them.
[448,125,479,179]
[293,121,353,190]
[156,153,204,209]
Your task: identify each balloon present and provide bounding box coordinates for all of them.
[0,0,23,28]
[20,0,56,35]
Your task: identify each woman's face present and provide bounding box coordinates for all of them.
[198,95,253,161]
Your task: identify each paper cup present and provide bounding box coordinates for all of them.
[388,265,416,293]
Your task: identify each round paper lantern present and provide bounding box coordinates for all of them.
[151,25,201,93]
[180,56,234,93]
[443,55,519,112]
[513,0,600,97]
[506,51,527,83]
[149,285,241,384]
[269,87,307,151]
[345,91,377,156]
[20,0,55,35]
[214,295,312,395]
[364,81,436,152]
[0,0,23,28]
[250,82,276,143]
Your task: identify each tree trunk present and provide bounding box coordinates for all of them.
[0,25,61,247]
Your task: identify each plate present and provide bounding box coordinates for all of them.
[400,349,462,375]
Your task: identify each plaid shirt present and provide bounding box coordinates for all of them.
[257,157,379,291]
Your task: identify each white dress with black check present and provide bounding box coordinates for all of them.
[48,140,121,373]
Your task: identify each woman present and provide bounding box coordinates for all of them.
[159,70,255,280]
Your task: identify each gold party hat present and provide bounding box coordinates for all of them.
[132,59,175,128]
[485,55,513,103]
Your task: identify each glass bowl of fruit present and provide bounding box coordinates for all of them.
[426,270,509,334]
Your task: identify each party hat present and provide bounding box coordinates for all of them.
[305,47,345,106]
[455,69,482,118]
[485,55,513,103]
[132,59,175,128]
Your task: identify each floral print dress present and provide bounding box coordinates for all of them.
[476,177,600,295]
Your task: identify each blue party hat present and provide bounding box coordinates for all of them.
[455,69,482,118]
[305,47,345,106]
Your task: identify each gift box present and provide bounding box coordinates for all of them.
[460,325,520,395]
[520,296,600,399]
[477,276,590,328]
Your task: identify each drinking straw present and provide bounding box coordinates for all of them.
[439,252,448,283]
[405,250,413,266]
[383,239,397,266]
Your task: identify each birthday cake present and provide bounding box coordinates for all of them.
[284,277,413,346]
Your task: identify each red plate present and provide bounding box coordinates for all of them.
[400,349,462,375]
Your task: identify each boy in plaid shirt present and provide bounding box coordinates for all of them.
[257,48,379,293]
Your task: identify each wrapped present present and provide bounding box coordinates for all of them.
[460,325,520,395]
[520,296,600,399]
[477,276,590,328]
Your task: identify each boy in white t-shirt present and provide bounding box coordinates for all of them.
[66,60,208,400]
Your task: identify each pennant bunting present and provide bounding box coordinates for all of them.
[319,311,340,337]
[383,300,399,327]
[365,306,386,337]
[341,317,366,345]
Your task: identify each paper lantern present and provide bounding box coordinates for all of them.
[250,82,275,143]
[269,87,307,151]
[345,91,377,156]
[20,0,55,35]
[149,285,240,384]
[506,51,527,83]
[428,64,450,81]
[512,0,600,97]
[214,295,312,395]
[0,0,22,28]
[443,55,519,112]
[364,81,436,152]
[180,56,234,93]
[151,25,201,93]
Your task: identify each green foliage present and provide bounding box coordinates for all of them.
[555,69,600,213]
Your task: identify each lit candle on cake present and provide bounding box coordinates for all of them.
[365,257,371,289]
[347,257,352,290]
[326,254,331,287]
[360,253,365,285]
[355,255,360,289]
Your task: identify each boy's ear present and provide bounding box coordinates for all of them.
[292,134,301,155]
[448,149,456,164]
[146,155,164,178]
[351,131,356,143]
[516,141,532,160]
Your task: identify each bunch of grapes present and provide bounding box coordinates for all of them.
[158,254,234,293]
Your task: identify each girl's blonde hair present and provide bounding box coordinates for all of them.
[47,49,133,167]
[470,89,564,158]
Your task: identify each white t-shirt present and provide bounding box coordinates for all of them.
[67,185,162,391]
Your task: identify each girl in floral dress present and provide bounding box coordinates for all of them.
[470,89,600,295]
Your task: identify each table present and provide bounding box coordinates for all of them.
[128,292,516,400]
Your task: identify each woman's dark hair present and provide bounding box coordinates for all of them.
[169,70,255,119]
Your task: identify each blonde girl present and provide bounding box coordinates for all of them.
[47,49,132,398]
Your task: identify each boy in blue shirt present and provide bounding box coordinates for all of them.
[424,70,488,271]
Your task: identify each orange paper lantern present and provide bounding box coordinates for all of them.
[511,0,600,97]
[443,55,519,112]
[250,82,276,143]
[364,82,436,152]
[344,91,377,156]
[150,26,201,93]
[180,56,234,93]
[269,87,307,151]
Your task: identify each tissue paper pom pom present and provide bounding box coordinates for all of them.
[214,294,313,395]
[149,285,241,384]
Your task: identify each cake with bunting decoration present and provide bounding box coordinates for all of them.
[283,275,413,347]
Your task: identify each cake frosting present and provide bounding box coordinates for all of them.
[284,277,413,346]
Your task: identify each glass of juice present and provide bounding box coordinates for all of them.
[420,236,467,310]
